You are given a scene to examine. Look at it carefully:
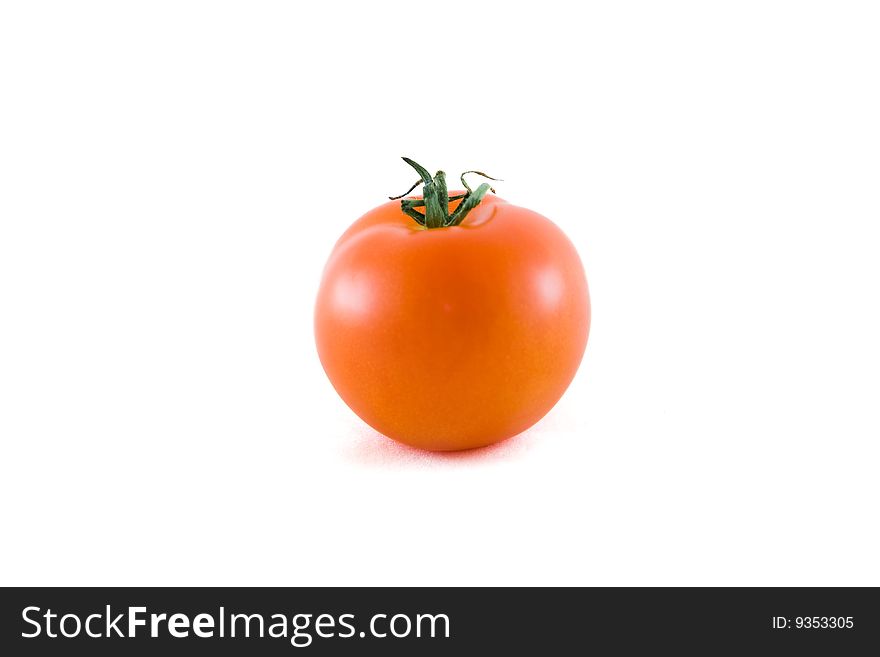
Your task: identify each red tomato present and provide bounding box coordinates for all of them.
[315,165,590,451]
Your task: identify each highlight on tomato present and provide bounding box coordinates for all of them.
[314,158,590,451]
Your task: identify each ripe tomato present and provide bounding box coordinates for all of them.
[315,163,590,451]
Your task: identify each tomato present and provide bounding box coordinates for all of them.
[314,160,590,451]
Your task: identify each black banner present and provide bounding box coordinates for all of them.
[1,587,877,654]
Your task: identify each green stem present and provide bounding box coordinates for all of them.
[394,158,500,229]
[400,202,426,225]
[389,179,424,200]
[460,170,501,195]
[402,158,444,228]
[446,183,493,226]
[435,170,448,219]
[397,194,467,209]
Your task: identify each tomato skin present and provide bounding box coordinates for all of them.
[315,194,590,451]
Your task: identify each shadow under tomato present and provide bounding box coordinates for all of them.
[341,421,544,467]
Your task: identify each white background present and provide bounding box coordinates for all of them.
[1,1,878,586]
